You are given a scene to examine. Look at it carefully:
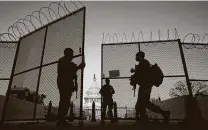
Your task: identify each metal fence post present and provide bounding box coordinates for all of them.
[113,102,118,122]
[79,7,86,126]
[178,39,193,97]
[178,39,204,125]
[125,106,127,119]
[101,40,104,124]
[33,26,48,120]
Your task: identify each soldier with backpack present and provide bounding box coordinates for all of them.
[131,51,170,124]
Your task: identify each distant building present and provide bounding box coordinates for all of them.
[83,74,101,120]
[10,85,46,104]
[10,86,30,100]
[126,95,208,121]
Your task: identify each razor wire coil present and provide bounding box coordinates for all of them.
[102,28,208,49]
[0,0,83,48]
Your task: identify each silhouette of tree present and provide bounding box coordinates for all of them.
[169,80,208,97]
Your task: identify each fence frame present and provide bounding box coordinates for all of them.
[101,39,208,121]
[0,7,86,124]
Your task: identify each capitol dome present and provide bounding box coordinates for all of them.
[83,74,101,119]
[85,76,100,98]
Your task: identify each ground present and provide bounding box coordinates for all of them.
[1,120,207,130]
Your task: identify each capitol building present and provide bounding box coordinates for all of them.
[83,75,101,120]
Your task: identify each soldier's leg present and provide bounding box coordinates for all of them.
[144,87,161,113]
[58,89,72,122]
[63,93,72,118]
[136,89,141,121]
[135,102,139,120]
[138,88,148,122]
[58,89,65,122]
[138,101,148,122]
[108,103,113,120]
[145,88,170,124]
[102,103,107,120]
[146,101,163,113]
[146,101,170,121]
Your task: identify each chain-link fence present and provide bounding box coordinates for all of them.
[0,42,17,120]
[1,7,85,122]
[101,39,208,122]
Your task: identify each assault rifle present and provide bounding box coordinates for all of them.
[130,65,138,97]
[74,75,78,98]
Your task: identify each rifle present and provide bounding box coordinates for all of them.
[130,74,136,97]
[130,65,137,97]
[74,75,78,98]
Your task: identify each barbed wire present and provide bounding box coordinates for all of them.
[0,1,208,50]
[102,29,180,44]
[102,29,208,49]
[0,0,83,48]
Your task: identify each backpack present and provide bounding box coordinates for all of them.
[150,64,164,87]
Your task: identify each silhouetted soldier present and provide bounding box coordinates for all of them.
[100,78,115,123]
[132,51,170,124]
[57,48,85,125]
[47,101,52,121]
[48,101,52,115]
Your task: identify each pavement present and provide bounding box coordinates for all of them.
[0,120,207,130]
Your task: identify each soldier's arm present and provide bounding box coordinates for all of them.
[99,87,103,95]
[57,59,61,75]
[111,86,115,94]
[76,62,86,71]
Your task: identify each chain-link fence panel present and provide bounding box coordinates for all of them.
[39,57,83,119]
[102,44,139,78]
[43,9,84,65]
[0,80,9,119]
[40,8,85,120]
[101,40,190,121]
[5,69,43,120]
[3,27,46,121]
[117,107,135,119]
[101,77,187,120]
[2,7,85,121]
[140,41,184,76]
[14,28,46,75]
[0,44,16,79]
[0,42,17,121]
[183,46,208,81]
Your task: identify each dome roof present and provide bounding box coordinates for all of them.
[85,74,101,98]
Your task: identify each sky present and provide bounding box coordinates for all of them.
[0,1,208,107]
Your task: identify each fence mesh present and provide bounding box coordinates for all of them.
[14,28,46,75]
[0,45,16,79]
[3,8,85,121]
[102,44,138,78]
[102,40,208,121]
[183,46,208,81]
[0,42,16,119]
[140,42,184,76]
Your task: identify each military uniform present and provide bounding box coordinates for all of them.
[135,59,164,122]
[100,84,115,120]
[57,57,77,122]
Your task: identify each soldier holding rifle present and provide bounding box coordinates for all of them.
[57,48,85,125]
[130,51,170,124]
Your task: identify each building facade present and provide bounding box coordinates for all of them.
[83,75,101,120]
